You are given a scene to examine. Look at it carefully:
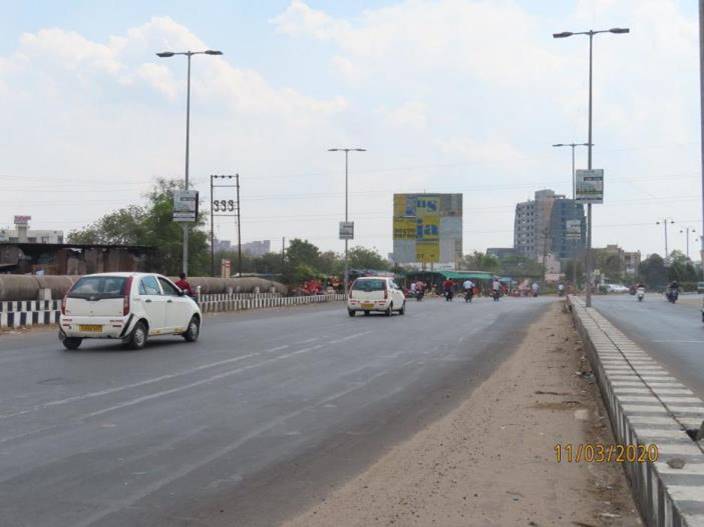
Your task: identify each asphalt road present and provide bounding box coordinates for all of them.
[592,293,704,396]
[0,296,551,527]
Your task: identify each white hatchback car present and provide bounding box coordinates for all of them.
[59,272,202,350]
[347,276,405,316]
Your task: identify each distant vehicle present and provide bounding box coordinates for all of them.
[636,286,645,302]
[347,276,405,316]
[59,272,202,350]
[605,283,629,294]
[697,282,704,294]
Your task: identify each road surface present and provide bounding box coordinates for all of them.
[592,293,704,396]
[0,296,551,527]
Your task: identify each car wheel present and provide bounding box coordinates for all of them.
[398,302,405,315]
[364,310,370,316]
[183,316,200,342]
[348,309,356,317]
[385,303,393,317]
[127,321,148,350]
[62,337,82,350]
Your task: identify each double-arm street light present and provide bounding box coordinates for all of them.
[156,49,223,274]
[681,227,697,259]
[328,148,366,295]
[553,27,629,307]
[552,143,590,291]
[656,218,675,258]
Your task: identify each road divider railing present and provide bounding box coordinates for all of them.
[568,295,704,527]
[0,294,346,328]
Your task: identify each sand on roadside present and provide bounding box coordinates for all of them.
[281,301,642,527]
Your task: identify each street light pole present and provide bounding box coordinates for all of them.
[553,27,629,307]
[657,218,675,257]
[552,142,590,289]
[681,227,696,259]
[700,0,704,266]
[156,49,223,275]
[328,147,366,295]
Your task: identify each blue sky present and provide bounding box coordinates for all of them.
[1,0,702,260]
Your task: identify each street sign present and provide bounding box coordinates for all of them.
[575,169,604,204]
[339,221,354,240]
[173,190,199,222]
[565,219,582,240]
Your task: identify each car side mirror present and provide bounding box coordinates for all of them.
[178,289,185,296]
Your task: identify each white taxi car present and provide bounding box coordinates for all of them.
[347,276,405,316]
[59,272,202,350]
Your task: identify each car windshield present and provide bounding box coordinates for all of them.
[68,276,127,299]
[352,279,386,292]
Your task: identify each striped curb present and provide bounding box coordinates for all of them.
[569,296,704,527]
[0,294,346,328]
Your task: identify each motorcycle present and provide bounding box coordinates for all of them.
[464,289,473,303]
[415,289,424,302]
[636,287,645,302]
[444,289,454,302]
[492,289,500,302]
[666,288,679,304]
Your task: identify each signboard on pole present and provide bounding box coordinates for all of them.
[173,190,199,222]
[13,215,31,226]
[575,169,604,204]
[565,219,582,240]
[220,259,231,278]
[339,221,354,240]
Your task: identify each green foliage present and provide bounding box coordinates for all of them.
[666,250,699,283]
[497,255,544,278]
[348,246,390,270]
[67,178,210,276]
[639,254,667,288]
[562,260,584,285]
[459,251,500,273]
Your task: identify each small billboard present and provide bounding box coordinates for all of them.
[575,169,604,204]
[173,190,199,222]
[339,221,354,240]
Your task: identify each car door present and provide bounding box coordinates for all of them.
[158,276,192,333]
[390,280,404,306]
[137,275,166,334]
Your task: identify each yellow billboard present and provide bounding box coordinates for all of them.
[393,217,416,240]
[416,241,440,263]
[416,215,439,241]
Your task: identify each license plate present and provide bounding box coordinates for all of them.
[79,324,103,332]
[361,303,374,309]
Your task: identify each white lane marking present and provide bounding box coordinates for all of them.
[82,344,327,419]
[651,340,704,343]
[296,338,319,344]
[0,346,293,420]
[266,345,289,353]
[329,331,373,344]
[70,350,414,527]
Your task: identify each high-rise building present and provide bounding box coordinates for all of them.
[514,190,585,264]
[242,240,271,257]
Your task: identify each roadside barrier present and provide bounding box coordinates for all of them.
[568,296,704,527]
[0,294,345,329]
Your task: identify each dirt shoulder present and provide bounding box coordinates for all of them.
[281,301,642,527]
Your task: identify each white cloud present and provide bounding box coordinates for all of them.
[381,101,428,131]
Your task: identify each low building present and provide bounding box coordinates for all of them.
[0,242,153,275]
[0,228,64,244]
[592,245,641,279]
[486,248,516,260]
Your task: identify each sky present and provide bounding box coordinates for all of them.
[1,0,701,260]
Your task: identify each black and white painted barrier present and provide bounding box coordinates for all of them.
[197,293,346,313]
[569,296,704,527]
[0,294,346,328]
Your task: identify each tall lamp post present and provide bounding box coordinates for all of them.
[657,218,675,258]
[552,142,590,289]
[553,27,629,307]
[157,49,223,274]
[328,147,366,295]
[681,227,696,259]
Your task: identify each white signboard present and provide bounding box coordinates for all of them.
[565,219,582,240]
[14,215,31,226]
[173,190,199,222]
[575,169,604,204]
[339,221,354,240]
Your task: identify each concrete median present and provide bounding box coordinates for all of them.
[569,295,704,527]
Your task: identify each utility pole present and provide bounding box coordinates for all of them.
[281,237,286,268]
[681,227,696,259]
[553,27,629,306]
[657,218,675,258]
[700,0,704,265]
[236,174,242,277]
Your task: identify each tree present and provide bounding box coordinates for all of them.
[498,255,544,278]
[562,260,584,286]
[639,254,667,288]
[348,246,390,270]
[459,251,500,273]
[594,251,623,283]
[67,179,210,276]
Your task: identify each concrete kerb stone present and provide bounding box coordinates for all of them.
[568,295,704,527]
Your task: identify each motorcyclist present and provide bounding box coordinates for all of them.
[442,278,454,301]
[491,278,501,301]
[558,283,565,297]
[666,280,680,303]
[463,279,475,303]
[531,282,539,298]
[175,272,194,297]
